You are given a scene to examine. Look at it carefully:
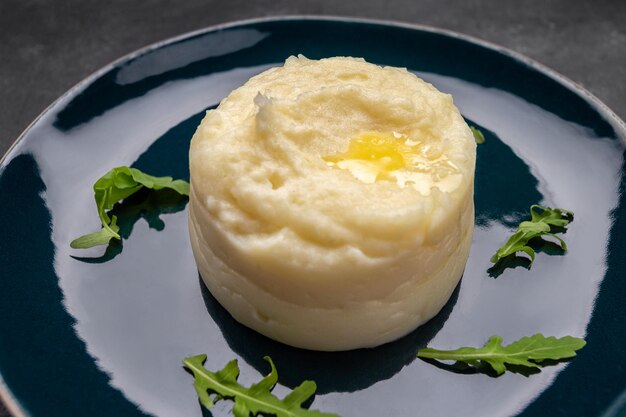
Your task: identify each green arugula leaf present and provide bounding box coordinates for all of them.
[529,204,573,228]
[490,204,574,266]
[183,354,339,417]
[417,334,586,375]
[70,216,120,249]
[470,126,485,144]
[71,166,189,249]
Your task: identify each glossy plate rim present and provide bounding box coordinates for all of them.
[1,15,625,417]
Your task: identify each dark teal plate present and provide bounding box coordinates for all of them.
[1,17,625,417]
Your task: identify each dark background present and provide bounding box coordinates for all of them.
[0,0,624,415]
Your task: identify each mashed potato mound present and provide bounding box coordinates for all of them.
[189,56,476,351]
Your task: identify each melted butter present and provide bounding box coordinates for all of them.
[324,132,409,181]
[323,131,461,194]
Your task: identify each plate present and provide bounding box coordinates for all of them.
[1,17,625,417]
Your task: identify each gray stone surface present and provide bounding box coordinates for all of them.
[1,0,625,158]
[0,0,624,415]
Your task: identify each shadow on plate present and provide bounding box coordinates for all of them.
[488,255,532,278]
[200,274,460,394]
[71,188,188,263]
[418,357,570,378]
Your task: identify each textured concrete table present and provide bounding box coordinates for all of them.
[0,0,624,416]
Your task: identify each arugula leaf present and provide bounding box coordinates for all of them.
[470,126,485,144]
[490,204,574,266]
[183,354,339,417]
[69,215,121,249]
[71,166,189,249]
[417,334,586,375]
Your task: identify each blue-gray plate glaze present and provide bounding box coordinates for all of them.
[1,17,625,417]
